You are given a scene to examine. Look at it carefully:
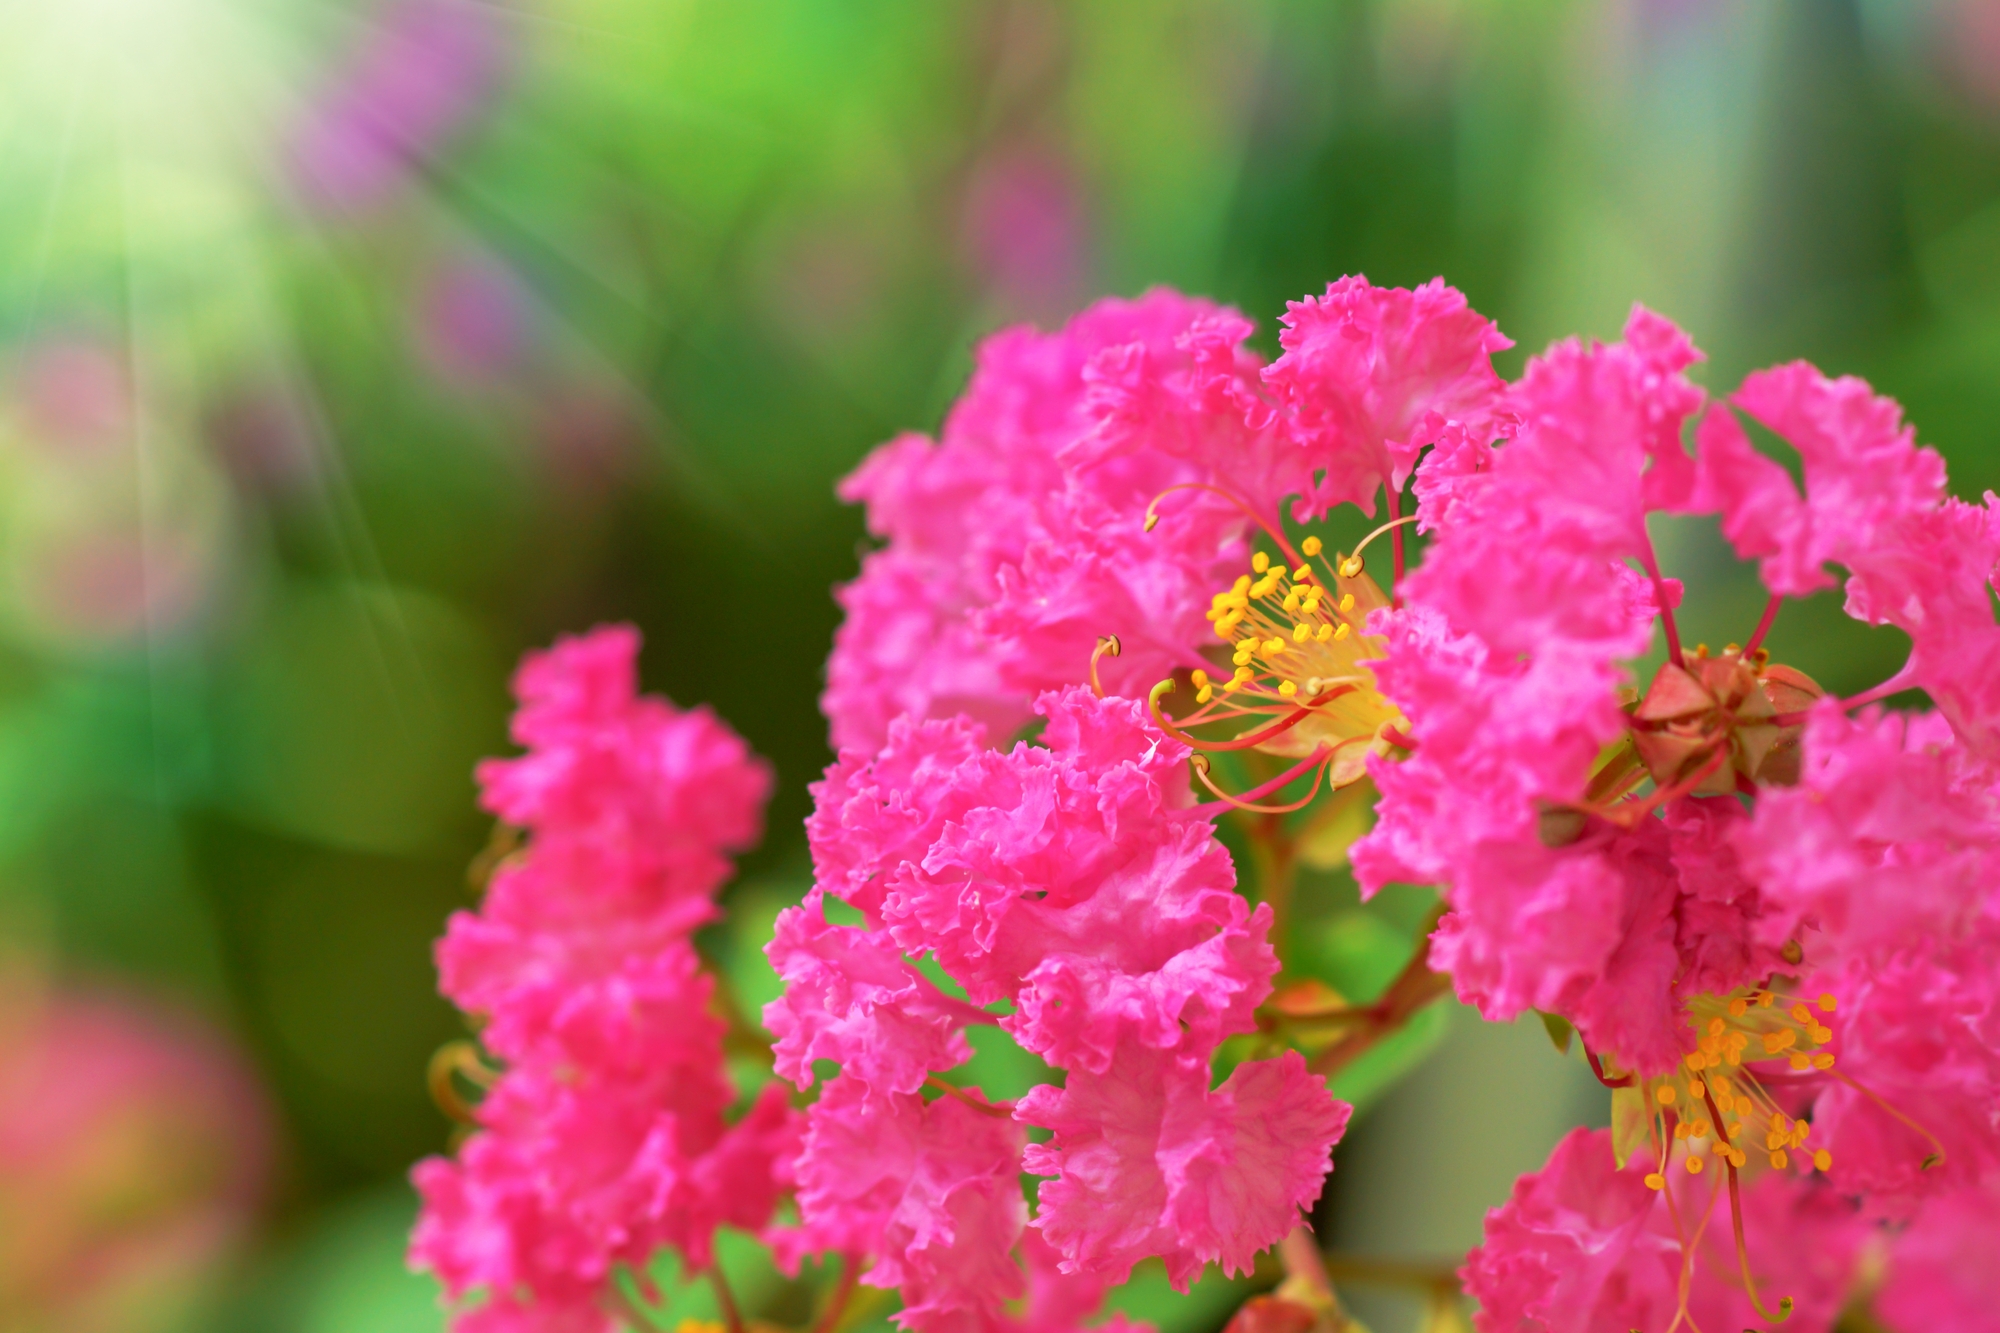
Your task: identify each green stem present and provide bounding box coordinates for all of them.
[708,1267,745,1333]
[1306,901,1451,1078]
[812,1255,863,1333]
[1246,812,1300,973]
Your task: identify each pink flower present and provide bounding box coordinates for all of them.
[823,291,1289,751]
[1733,706,2000,973]
[1262,275,1513,520]
[1462,1128,1865,1333]
[771,688,1347,1325]
[1021,1045,1349,1290]
[291,0,513,213]
[411,626,795,1330]
[1804,933,2000,1219]
[0,979,273,1330]
[790,1079,1028,1327]
[766,891,987,1104]
[1874,1178,2000,1332]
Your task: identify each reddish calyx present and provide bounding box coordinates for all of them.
[1629,646,1824,795]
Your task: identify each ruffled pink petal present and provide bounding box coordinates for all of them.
[765,893,985,1101]
[1263,276,1511,518]
[1733,705,2000,972]
[792,1078,1028,1332]
[1729,361,1946,595]
[1874,1179,2000,1332]
[1021,1045,1347,1291]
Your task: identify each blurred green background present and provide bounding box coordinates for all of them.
[3,0,1999,1329]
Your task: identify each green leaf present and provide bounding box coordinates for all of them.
[1538,1010,1574,1055]
[1610,1086,1653,1170]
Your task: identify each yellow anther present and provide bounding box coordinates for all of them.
[1708,1018,1727,1037]
[1809,1024,1832,1043]
[1301,536,1323,556]
[1143,513,1159,533]
[1292,623,1311,644]
[1812,1052,1835,1070]
[1234,652,1253,667]
[1233,666,1254,681]
[1766,1128,1785,1150]
[1789,1053,1811,1071]
[1763,1030,1796,1054]
[1674,1121,1692,1139]
[1728,997,1749,1018]
[1315,624,1334,642]
[1794,1121,1811,1142]
[1251,574,1282,599]
[1339,555,1363,578]
[1301,595,1322,616]
[1770,1150,1789,1169]
[1685,1052,1706,1071]
[1223,679,1243,693]
[1278,680,1298,697]
[1338,592,1355,614]
[1693,1121,1712,1140]
[1760,991,1777,1007]
[1690,1079,1707,1098]
[1818,993,1837,1013]
[1191,669,1210,688]
[1334,623,1352,641]
[1656,1085,1677,1106]
[1791,1003,1812,1023]
[1644,1172,1665,1191]
[1264,636,1285,653]
[1709,1074,1731,1096]
[1288,564,1308,581]
[1812,1149,1831,1172]
[1282,591,1302,613]
[1252,552,1270,574]
[1232,575,1251,594]
[1688,1154,1705,1175]
[1726,1046,1743,1067]
[1195,686,1214,704]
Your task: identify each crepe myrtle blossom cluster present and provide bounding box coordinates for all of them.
[412,276,2000,1333]
[767,685,1349,1327]
[410,626,797,1333]
[821,280,2000,1329]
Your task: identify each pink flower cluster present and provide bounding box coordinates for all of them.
[410,626,796,1333]
[409,272,2000,1333]
[1315,302,2000,1327]
[767,686,1348,1329]
[826,278,2000,1328]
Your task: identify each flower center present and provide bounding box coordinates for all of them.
[1147,535,1406,808]
[1632,987,1839,1190]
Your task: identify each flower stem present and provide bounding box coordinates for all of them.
[1248,815,1301,973]
[1638,530,1685,668]
[708,1267,745,1333]
[811,1254,864,1333]
[1307,902,1452,1077]
[1743,594,1782,657]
